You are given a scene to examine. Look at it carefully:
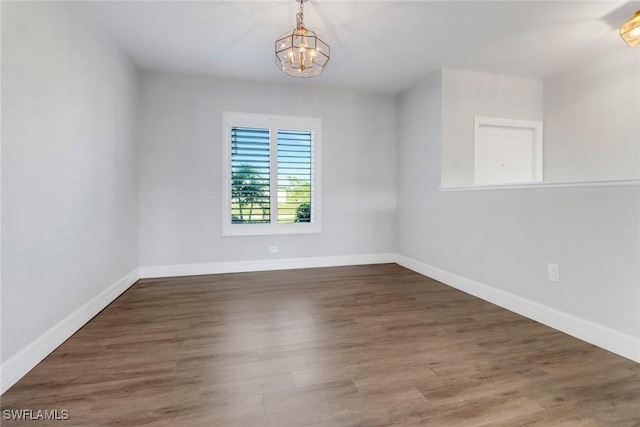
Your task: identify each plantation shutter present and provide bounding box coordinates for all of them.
[277,130,313,223]
[230,127,270,224]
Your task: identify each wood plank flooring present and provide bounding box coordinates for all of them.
[2,264,639,426]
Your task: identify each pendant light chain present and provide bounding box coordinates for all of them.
[296,1,304,29]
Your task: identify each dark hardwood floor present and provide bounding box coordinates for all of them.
[2,264,639,426]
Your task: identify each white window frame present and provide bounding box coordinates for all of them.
[222,111,321,236]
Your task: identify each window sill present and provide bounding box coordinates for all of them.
[222,223,321,237]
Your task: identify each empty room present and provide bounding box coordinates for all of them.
[2,1,639,425]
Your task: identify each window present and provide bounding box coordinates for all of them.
[222,112,321,236]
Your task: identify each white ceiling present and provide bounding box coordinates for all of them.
[89,1,640,95]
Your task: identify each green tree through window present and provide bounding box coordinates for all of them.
[231,164,269,223]
[230,127,270,224]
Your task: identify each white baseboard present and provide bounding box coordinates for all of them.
[0,268,140,394]
[139,253,396,279]
[395,255,640,363]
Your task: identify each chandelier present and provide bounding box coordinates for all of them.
[275,0,330,77]
[620,10,640,47]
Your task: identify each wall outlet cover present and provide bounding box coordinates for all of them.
[548,263,560,282]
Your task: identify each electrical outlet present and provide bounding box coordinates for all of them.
[548,263,560,282]
[269,246,279,253]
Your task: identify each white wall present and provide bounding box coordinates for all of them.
[1,2,138,363]
[544,48,640,182]
[137,71,396,268]
[441,68,544,187]
[397,71,640,358]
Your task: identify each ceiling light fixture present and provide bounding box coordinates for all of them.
[620,10,640,47]
[275,0,330,77]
